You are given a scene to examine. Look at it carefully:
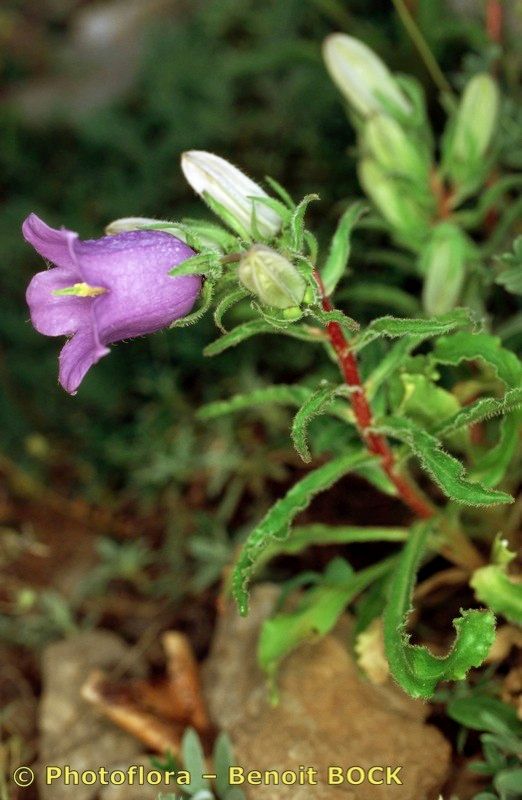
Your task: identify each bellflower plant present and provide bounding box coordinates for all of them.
[23,214,201,394]
[21,28,522,794]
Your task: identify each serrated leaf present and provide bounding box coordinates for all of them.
[433,332,522,388]
[434,388,522,436]
[384,522,496,699]
[356,308,471,351]
[203,319,322,356]
[232,450,375,615]
[291,383,354,462]
[321,201,367,296]
[306,307,359,334]
[289,193,319,251]
[376,416,513,506]
[213,288,248,333]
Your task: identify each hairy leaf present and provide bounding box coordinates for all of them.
[356,308,471,350]
[471,565,522,626]
[260,524,408,563]
[213,288,249,333]
[204,319,322,356]
[434,388,522,436]
[289,194,319,251]
[433,332,522,388]
[232,451,375,614]
[376,416,513,506]
[384,523,496,699]
[321,201,367,296]
[471,411,521,487]
[291,382,354,462]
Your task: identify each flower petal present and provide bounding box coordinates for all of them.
[22,214,80,271]
[26,267,92,336]
[77,231,201,342]
[58,325,109,395]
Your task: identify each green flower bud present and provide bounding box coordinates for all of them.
[358,159,430,244]
[421,223,470,315]
[364,114,430,185]
[451,73,499,162]
[322,34,411,119]
[239,246,306,309]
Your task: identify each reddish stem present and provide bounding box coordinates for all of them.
[315,272,433,520]
[486,0,503,44]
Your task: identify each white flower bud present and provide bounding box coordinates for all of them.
[323,33,411,118]
[181,151,282,239]
[239,245,306,309]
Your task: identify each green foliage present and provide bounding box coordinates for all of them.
[383,523,496,699]
[232,450,374,614]
[320,201,367,295]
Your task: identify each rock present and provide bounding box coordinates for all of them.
[203,585,451,800]
[38,630,172,800]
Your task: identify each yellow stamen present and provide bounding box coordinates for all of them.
[52,282,107,298]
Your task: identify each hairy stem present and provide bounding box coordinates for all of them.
[313,272,434,519]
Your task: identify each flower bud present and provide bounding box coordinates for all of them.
[105,217,173,235]
[181,151,282,239]
[358,159,430,244]
[450,73,499,163]
[363,114,430,185]
[322,33,411,118]
[421,223,469,315]
[238,245,306,309]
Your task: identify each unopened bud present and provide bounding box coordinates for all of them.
[323,33,411,118]
[239,245,306,309]
[105,217,173,235]
[421,223,469,315]
[451,73,499,163]
[358,159,430,242]
[364,114,430,185]
[181,151,282,239]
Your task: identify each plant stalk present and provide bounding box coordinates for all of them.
[313,271,434,520]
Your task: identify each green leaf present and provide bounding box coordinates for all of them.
[434,388,522,437]
[169,250,222,277]
[306,307,359,334]
[203,319,322,357]
[494,768,522,799]
[356,308,471,351]
[232,450,375,615]
[384,522,496,699]
[471,411,521,487]
[289,194,319,251]
[291,382,354,462]
[181,728,207,794]
[259,556,396,687]
[260,524,408,564]
[471,563,522,626]
[495,236,522,296]
[213,288,248,333]
[321,202,367,296]
[433,332,522,388]
[447,694,522,736]
[365,336,425,400]
[263,176,295,209]
[376,416,513,506]
[197,385,314,420]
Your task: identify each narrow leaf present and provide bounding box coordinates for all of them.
[356,308,471,351]
[213,288,248,333]
[376,416,513,506]
[321,202,367,296]
[384,522,496,699]
[260,524,408,563]
[203,320,322,357]
[433,332,522,388]
[289,194,319,251]
[197,385,313,420]
[232,451,375,614]
[434,388,522,436]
